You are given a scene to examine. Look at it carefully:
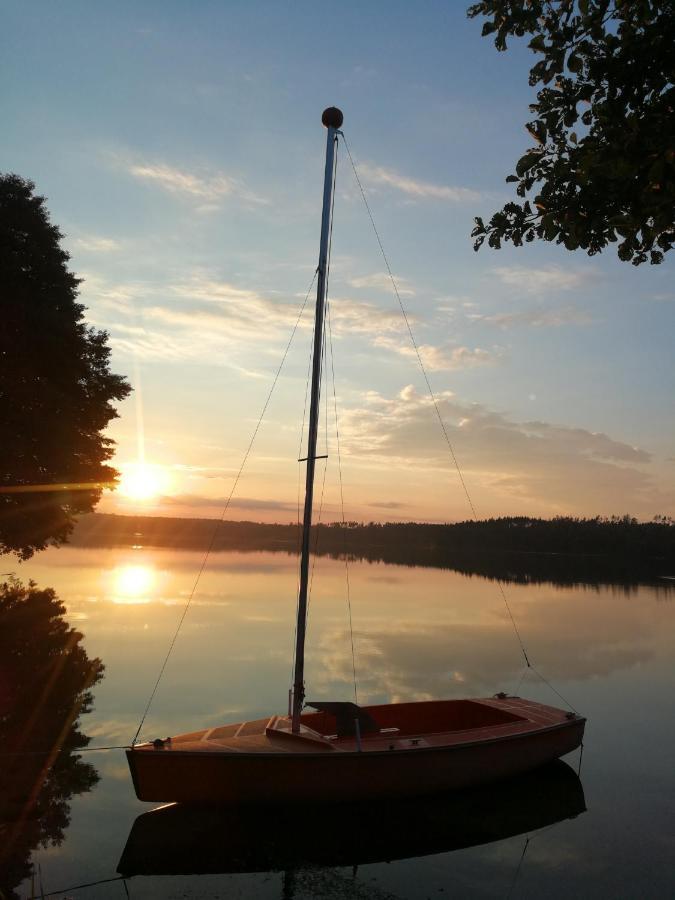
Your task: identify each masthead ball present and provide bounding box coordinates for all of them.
[322,107,343,129]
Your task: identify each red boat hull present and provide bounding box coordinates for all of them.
[127,697,585,804]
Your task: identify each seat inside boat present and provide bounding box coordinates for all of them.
[304,699,525,739]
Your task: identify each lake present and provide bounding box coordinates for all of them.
[3,543,675,899]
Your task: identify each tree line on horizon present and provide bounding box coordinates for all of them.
[72,512,675,563]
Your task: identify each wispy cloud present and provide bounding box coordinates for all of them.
[84,273,416,365]
[128,162,227,197]
[328,298,409,335]
[348,272,415,296]
[358,162,481,203]
[162,494,297,512]
[83,275,301,368]
[374,336,499,371]
[117,156,268,208]
[71,235,121,253]
[82,277,156,324]
[493,265,593,294]
[470,305,592,329]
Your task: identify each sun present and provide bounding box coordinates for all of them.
[117,462,170,501]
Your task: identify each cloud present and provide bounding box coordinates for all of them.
[348,272,414,296]
[128,162,227,198]
[336,386,669,516]
[83,270,423,364]
[358,162,481,203]
[470,305,592,328]
[373,336,500,371]
[173,465,236,480]
[83,273,311,363]
[162,494,297,512]
[492,266,593,294]
[80,275,141,316]
[121,157,267,208]
[71,235,121,253]
[328,298,409,336]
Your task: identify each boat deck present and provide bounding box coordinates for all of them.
[133,697,578,757]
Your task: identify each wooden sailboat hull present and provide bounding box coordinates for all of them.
[127,697,585,804]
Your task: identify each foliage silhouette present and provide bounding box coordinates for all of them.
[0,579,104,899]
[468,1,675,265]
[0,173,130,559]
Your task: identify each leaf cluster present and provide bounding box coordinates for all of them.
[0,174,131,558]
[468,1,675,264]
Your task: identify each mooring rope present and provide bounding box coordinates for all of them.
[506,835,530,900]
[37,874,128,897]
[0,743,130,758]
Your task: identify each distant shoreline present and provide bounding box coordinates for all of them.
[68,513,675,588]
[72,511,675,552]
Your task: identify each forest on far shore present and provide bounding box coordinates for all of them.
[72,513,675,562]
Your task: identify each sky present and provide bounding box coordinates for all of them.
[3,0,674,524]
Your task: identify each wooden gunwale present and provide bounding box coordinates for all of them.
[130,716,584,760]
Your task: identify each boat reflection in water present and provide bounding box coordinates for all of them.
[118,760,585,879]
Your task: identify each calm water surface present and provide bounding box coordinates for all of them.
[5,545,675,899]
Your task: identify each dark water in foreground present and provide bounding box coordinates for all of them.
[3,546,675,899]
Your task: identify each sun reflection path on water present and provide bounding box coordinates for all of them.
[110,563,156,604]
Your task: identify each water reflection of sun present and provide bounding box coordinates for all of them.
[111,564,155,604]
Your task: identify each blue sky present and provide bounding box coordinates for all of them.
[3,1,674,521]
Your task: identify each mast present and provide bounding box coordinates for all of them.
[291,106,343,733]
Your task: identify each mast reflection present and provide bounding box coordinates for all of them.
[0,579,104,899]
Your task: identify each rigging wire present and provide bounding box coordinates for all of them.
[340,134,479,522]
[131,269,317,746]
[341,133,579,709]
[327,297,359,705]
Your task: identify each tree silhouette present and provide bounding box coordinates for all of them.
[0,579,105,898]
[0,174,130,558]
[468,1,675,265]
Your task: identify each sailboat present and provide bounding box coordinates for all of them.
[126,107,585,804]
